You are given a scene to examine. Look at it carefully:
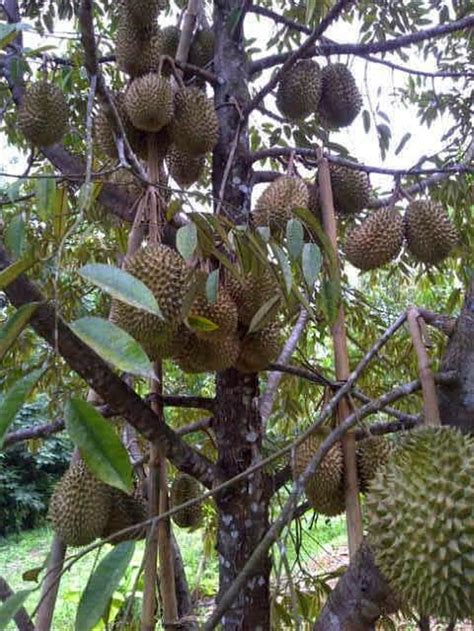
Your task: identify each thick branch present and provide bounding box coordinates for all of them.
[0,577,34,631]
[0,244,216,488]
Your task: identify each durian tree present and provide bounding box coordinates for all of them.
[0,0,473,629]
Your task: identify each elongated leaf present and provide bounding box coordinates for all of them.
[286,219,304,260]
[75,542,135,631]
[320,279,341,326]
[305,0,316,23]
[79,264,162,318]
[271,244,292,294]
[187,314,219,332]
[5,214,26,258]
[65,398,133,493]
[0,367,44,448]
[176,223,198,261]
[70,317,154,379]
[0,303,38,361]
[0,589,33,630]
[0,24,18,50]
[53,186,69,240]
[248,295,280,334]
[302,243,322,289]
[206,269,219,304]
[395,132,412,156]
[0,251,36,290]
[36,176,56,221]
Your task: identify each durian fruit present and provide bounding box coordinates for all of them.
[404,200,458,264]
[102,485,148,544]
[107,168,143,200]
[118,0,161,29]
[170,474,204,529]
[189,29,215,68]
[329,164,371,215]
[307,183,322,221]
[366,427,474,620]
[173,329,241,373]
[225,270,280,327]
[293,429,345,516]
[166,146,205,188]
[124,74,174,132]
[160,25,181,75]
[18,82,69,147]
[189,284,238,341]
[115,20,162,78]
[356,435,392,493]
[318,63,362,128]
[344,209,404,270]
[235,321,281,373]
[110,244,190,360]
[169,87,219,156]
[276,59,322,121]
[94,92,148,160]
[48,460,112,546]
[252,176,309,234]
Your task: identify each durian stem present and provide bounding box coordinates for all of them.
[142,444,160,631]
[317,148,363,558]
[407,307,441,427]
[35,536,67,631]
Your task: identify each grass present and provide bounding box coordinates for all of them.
[0,517,346,630]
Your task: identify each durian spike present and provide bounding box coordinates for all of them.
[317,146,363,557]
[407,307,441,427]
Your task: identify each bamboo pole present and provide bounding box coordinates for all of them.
[317,149,363,557]
[407,307,441,427]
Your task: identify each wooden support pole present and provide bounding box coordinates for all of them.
[317,149,363,557]
[407,307,441,427]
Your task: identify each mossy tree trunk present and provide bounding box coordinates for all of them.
[212,2,272,628]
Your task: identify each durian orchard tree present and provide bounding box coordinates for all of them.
[0,0,473,629]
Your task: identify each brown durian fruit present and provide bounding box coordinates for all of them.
[224,270,280,327]
[189,28,214,69]
[118,0,161,29]
[188,282,239,342]
[252,176,309,234]
[107,168,143,200]
[404,200,458,264]
[276,59,322,121]
[328,164,371,215]
[18,82,69,147]
[293,429,345,516]
[169,87,219,156]
[318,63,362,128]
[356,435,392,493]
[48,460,112,547]
[160,25,181,76]
[173,328,241,373]
[115,19,162,78]
[102,484,148,543]
[110,244,191,360]
[124,73,174,132]
[170,474,203,529]
[235,321,281,373]
[344,209,404,270]
[166,146,205,188]
[307,183,322,221]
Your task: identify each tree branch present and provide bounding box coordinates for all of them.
[0,577,35,631]
[0,243,216,488]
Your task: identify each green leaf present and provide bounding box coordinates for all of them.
[0,24,19,50]
[176,223,198,261]
[75,542,135,631]
[305,0,316,23]
[206,270,219,304]
[35,176,56,221]
[271,244,292,294]
[79,264,162,318]
[0,367,44,448]
[286,219,304,260]
[70,317,155,380]
[320,279,341,326]
[0,303,39,361]
[0,589,34,630]
[65,398,133,493]
[362,109,371,133]
[0,250,36,290]
[302,243,322,288]
[395,132,412,156]
[187,314,219,332]
[5,214,26,258]
[248,295,280,334]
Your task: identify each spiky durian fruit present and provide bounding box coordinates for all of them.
[329,164,371,215]
[166,146,205,188]
[18,82,69,147]
[115,20,162,78]
[102,485,148,544]
[160,25,181,75]
[252,176,309,234]
[344,209,404,270]
[173,329,241,373]
[293,429,345,516]
[189,285,238,341]
[48,460,112,546]
[94,92,148,160]
[366,427,474,620]
[404,200,458,264]
[356,435,392,493]
[276,59,322,121]
[189,29,215,68]
[170,474,204,529]
[124,74,174,132]
[107,168,143,200]
[307,183,322,221]
[169,87,219,156]
[318,63,362,128]
[110,244,190,359]
[225,270,280,327]
[118,0,161,28]
[235,321,281,373]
